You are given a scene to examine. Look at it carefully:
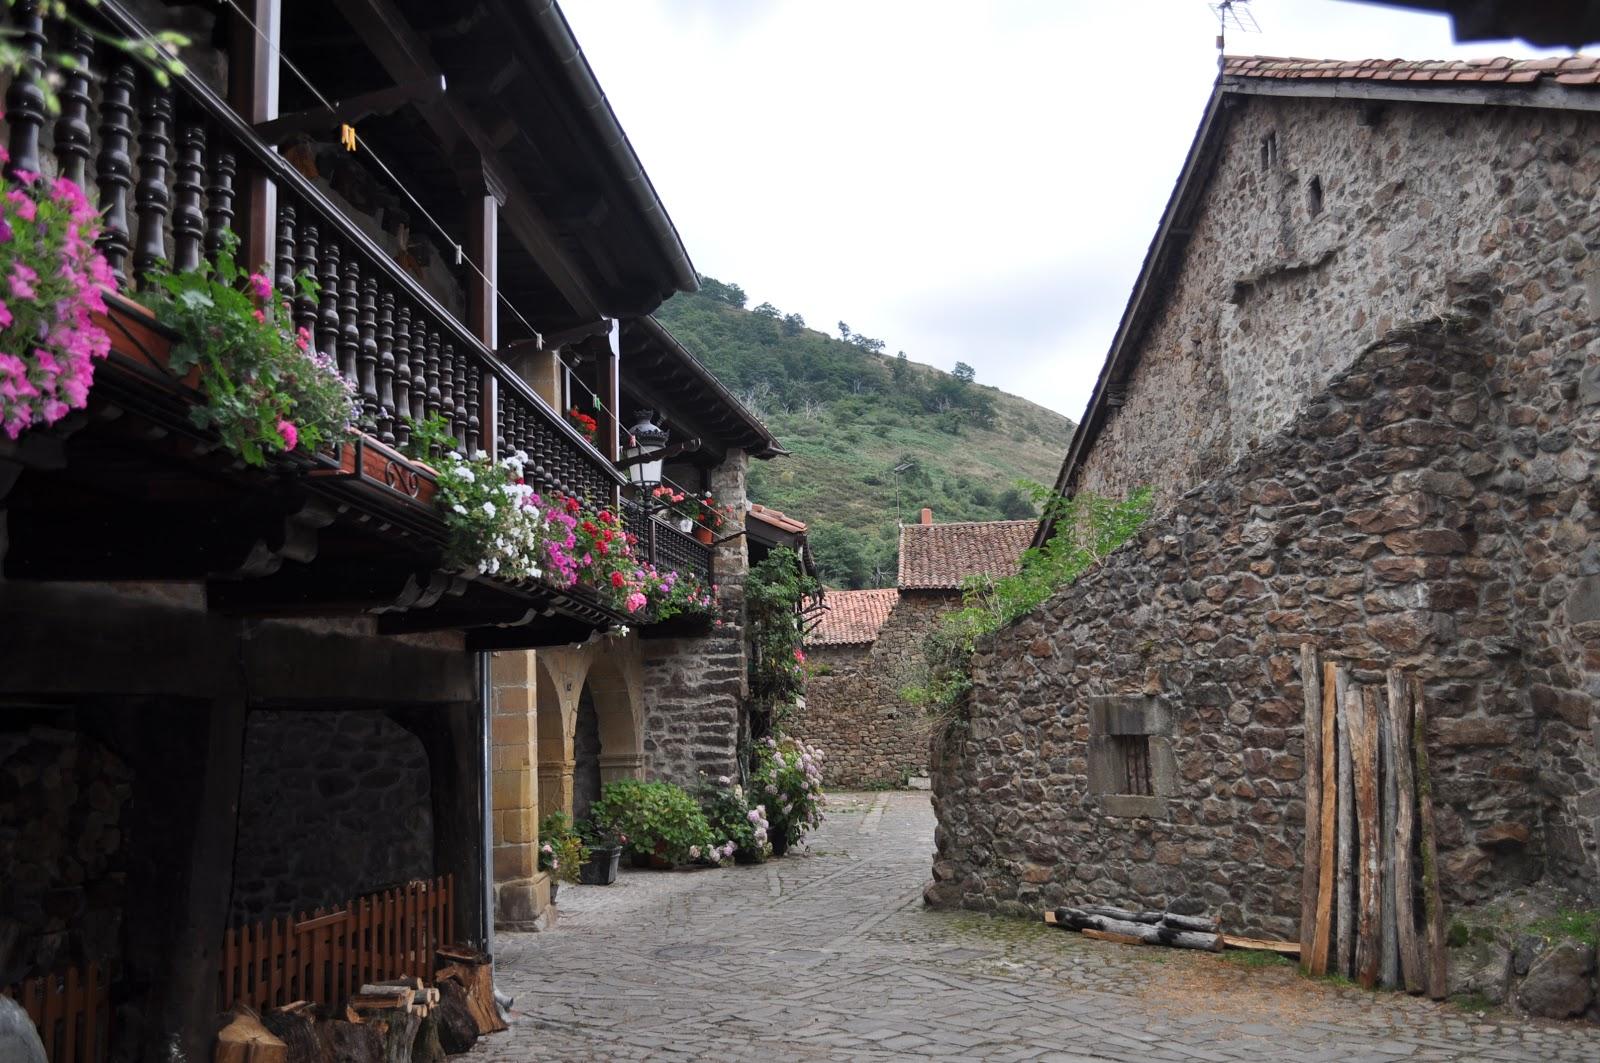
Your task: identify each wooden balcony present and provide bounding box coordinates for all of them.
[0,0,714,645]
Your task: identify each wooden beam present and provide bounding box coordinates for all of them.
[252,75,446,143]
[1299,644,1323,972]
[1352,685,1382,990]
[1308,659,1338,975]
[598,322,620,462]
[466,184,500,458]
[328,0,602,319]
[227,0,280,271]
[1387,669,1423,994]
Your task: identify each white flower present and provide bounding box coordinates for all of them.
[452,503,468,515]
[689,845,701,859]
[482,501,496,517]
[718,775,731,785]
[457,467,476,484]
[473,449,488,461]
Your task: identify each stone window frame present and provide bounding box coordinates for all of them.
[1086,695,1177,819]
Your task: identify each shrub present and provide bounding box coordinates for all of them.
[590,779,715,866]
[537,811,588,885]
[750,736,825,849]
[693,773,769,863]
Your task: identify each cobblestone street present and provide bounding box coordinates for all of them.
[472,793,1600,1062]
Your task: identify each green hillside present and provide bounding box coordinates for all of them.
[655,277,1077,588]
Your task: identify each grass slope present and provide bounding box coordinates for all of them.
[655,279,1076,588]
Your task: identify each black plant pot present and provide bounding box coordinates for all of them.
[770,833,790,857]
[581,846,622,885]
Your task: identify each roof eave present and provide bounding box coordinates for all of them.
[634,316,786,458]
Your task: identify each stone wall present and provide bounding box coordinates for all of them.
[930,307,1600,937]
[231,710,433,921]
[793,593,949,787]
[1077,94,1600,511]
[641,449,751,786]
[0,720,130,981]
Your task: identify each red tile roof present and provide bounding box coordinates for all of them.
[747,504,807,535]
[1224,55,1600,88]
[897,520,1036,592]
[807,588,898,647]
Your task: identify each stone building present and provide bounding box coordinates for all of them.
[795,511,1033,787]
[930,57,1600,941]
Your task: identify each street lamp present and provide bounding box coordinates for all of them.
[622,410,668,487]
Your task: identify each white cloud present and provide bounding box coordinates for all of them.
[561,0,1569,420]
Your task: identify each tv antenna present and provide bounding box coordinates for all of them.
[1209,0,1261,57]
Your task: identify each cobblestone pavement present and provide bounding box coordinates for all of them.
[471,792,1600,1062]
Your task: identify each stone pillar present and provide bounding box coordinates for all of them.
[640,449,751,786]
[488,651,548,930]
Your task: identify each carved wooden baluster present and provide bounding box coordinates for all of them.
[95,65,137,286]
[494,390,507,457]
[392,304,413,447]
[376,290,396,445]
[274,206,298,296]
[317,241,341,370]
[172,126,206,273]
[52,26,95,188]
[337,258,360,399]
[4,1,46,179]
[438,345,459,447]
[206,152,237,261]
[133,81,175,283]
[356,276,379,427]
[424,331,442,422]
[465,361,481,456]
[295,224,320,347]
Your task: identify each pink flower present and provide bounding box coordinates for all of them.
[275,419,299,451]
[0,299,10,330]
[295,327,311,351]
[248,272,273,302]
[11,170,36,186]
[9,263,36,299]
[625,591,647,613]
[252,308,266,324]
[6,189,35,222]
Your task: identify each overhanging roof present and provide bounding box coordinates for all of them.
[1037,53,1600,545]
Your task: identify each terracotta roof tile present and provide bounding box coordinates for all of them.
[896,520,1036,592]
[806,588,898,647]
[747,503,807,535]
[1222,54,1600,91]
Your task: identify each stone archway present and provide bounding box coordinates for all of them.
[584,649,645,793]
[535,654,574,827]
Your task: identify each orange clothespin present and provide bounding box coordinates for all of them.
[340,123,357,152]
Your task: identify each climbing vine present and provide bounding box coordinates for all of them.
[746,546,819,739]
[903,485,1154,723]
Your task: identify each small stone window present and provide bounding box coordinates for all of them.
[1087,696,1175,817]
[1259,130,1278,171]
[1308,175,1324,216]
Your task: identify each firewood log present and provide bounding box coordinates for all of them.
[216,1004,289,1063]
[316,1019,381,1063]
[1072,905,1218,933]
[434,953,506,1035]
[350,991,413,1012]
[433,980,478,1055]
[1053,908,1222,951]
[261,1003,329,1063]
[410,1010,445,1063]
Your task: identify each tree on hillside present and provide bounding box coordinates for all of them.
[837,321,851,342]
[996,486,1038,520]
[892,351,909,383]
[809,524,873,589]
[753,301,779,318]
[700,275,747,309]
[953,361,975,383]
[781,312,806,335]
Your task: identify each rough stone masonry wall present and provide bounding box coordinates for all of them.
[1078,94,1600,509]
[641,449,750,786]
[231,710,433,921]
[930,308,1600,938]
[793,593,948,787]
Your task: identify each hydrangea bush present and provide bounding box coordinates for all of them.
[695,773,769,864]
[589,778,716,867]
[751,735,826,850]
[537,811,588,885]
[140,235,357,464]
[0,165,113,440]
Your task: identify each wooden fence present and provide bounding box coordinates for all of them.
[219,875,454,1013]
[2,963,111,1062]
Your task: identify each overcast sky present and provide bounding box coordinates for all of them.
[560,0,1570,421]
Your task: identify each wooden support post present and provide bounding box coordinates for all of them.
[227,0,280,271]
[1412,675,1447,999]
[1310,659,1338,976]
[1352,685,1382,990]
[1334,666,1355,978]
[599,321,620,462]
[466,185,499,460]
[1387,669,1423,994]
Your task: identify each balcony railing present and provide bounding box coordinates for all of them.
[3,0,621,509]
[1,0,717,630]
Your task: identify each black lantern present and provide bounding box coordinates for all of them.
[623,410,669,486]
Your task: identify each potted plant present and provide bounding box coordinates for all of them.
[692,493,732,545]
[538,812,587,902]
[576,820,626,886]
[567,406,598,443]
[589,779,715,869]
